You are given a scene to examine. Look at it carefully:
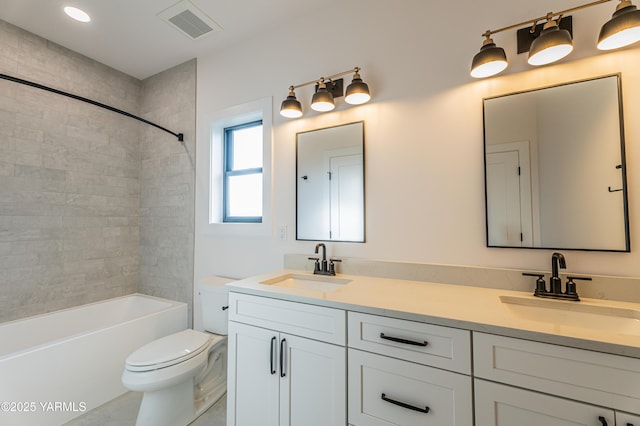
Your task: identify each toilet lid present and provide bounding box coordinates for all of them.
[126,329,212,371]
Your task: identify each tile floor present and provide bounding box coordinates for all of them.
[64,392,226,425]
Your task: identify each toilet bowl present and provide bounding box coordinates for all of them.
[122,276,234,426]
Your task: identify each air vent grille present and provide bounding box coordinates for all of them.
[158,0,222,40]
[168,9,213,39]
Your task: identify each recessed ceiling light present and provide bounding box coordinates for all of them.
[64,6,91,23]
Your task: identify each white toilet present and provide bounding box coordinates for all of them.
[122,277,233,426]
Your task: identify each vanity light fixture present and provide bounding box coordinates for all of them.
[279,67,371,118]
[598,0,640,49]
[470,35,509,78]
[63,6,91,23]
[280,87,303,118]
[344,69,371,105]
[471,0,640,78]
[311,79,336,112]
[527,14,574,66]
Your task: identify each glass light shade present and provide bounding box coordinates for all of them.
[528,23,573,66]
[311,86,335,112]
[598,1,640,50]
[280,94,302,118]
[64,6,91,22]
[345,76,370,105]
[470,39,508,78]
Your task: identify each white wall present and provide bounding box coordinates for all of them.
[194,0,640,294]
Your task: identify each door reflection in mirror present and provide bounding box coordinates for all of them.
[296,122,364,242]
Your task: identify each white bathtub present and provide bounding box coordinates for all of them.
[0,294,187,426]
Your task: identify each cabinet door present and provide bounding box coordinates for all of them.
[279,333,346,426]
[617,411,640,425]
[475,379,614,426]
[227,321,280,426]
[349,348,472,426]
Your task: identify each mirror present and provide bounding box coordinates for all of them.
[484,74,629,251]
[297,122,365,242]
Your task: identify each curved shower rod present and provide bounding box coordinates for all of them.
[0,73,184,142]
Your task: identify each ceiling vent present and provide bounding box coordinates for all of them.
[158,0,222,40]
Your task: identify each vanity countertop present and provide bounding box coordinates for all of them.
[224,269,640,359]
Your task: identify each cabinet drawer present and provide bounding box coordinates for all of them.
[473,332,640,413]
[618,411,640,425]
[348,311,471,374]
[348,348,473,426]
[475,379,614,426]
[228,292,346,345]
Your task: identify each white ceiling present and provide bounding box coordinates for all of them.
[0,0,330,80]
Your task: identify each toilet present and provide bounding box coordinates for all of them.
[122,277,233,426]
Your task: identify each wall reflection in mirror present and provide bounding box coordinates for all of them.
[297,122,364,242]
[483,74,629,251]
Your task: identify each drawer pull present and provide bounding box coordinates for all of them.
[379,333,428,347]
[381,393,430,413]
[598,416,608,426]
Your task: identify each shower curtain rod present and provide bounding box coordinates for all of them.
[0,73,184,142]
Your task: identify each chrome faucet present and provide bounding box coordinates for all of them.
[308,243,341,276]
[549,252,566,294]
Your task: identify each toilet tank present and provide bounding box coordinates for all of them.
[198,276,235,335]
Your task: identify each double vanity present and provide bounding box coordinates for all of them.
[224,268,640,426]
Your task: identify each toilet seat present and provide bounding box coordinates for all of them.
[126,329,216,372]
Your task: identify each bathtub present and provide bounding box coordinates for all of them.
[0,294,187,426]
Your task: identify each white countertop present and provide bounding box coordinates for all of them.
[224,269,640,358]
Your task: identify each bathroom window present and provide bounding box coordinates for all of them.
[205,97,272,236]
[223,120,263,223]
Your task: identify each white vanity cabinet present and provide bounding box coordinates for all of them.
[473,332,640,425]
[617,412,640,425]
[227,293,346,426]
[475,379,615,425]
[347,312,473,425]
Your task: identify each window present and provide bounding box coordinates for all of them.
[223,120,263,223]
[203,97,272,236]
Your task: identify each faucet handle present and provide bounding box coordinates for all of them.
[308,257,321,273]
[328,258,342,275]
[523,272,547,296]
[565,276,591,298]
[566,275,592,281]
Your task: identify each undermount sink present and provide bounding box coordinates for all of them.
[500,295,640,335]
[260,273,352,293]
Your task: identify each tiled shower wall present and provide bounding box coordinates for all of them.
[138,60,196,324]
[0,20,197,323]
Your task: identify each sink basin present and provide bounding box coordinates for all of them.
[260,273,352,293]
[500,295,640,335]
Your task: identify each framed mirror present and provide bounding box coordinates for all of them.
[296,122,365,242]
[483,74,629,251]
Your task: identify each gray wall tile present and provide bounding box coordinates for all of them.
[0,20,196,324]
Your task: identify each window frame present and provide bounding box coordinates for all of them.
[223,120,264,223]
[199,96,272,238]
